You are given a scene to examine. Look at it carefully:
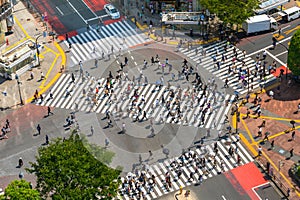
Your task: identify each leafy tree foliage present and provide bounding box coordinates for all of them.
[1,180,40,200]
[199,0,260,25]
[27,133,121,199]
[287,29,300,76]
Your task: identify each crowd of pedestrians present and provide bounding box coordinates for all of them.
[119,136,242,198]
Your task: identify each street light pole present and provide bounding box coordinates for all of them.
[35,34,42,66]
[15,74,24,105]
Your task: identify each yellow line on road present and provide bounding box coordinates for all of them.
[25,42,66,103]
[257,115,300,122]
[14,16,30,38]
[39,54,59,88]
[241,118,256,144]
[284,25,300,35]
[252,125,300,145]
[240,134,257,156]
[241,118,300,197]
[261,150,300,197]
[43,45,59,55]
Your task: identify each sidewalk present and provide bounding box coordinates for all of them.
[0,1,65,110]
[111,0,219,47]
[236,76,300,199]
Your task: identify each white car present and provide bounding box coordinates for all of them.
[104,4,120,19]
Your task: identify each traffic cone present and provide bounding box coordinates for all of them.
[6,38,9,46]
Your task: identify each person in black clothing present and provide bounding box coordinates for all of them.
[37,124,41,135]
[45,135,49,145]
[47,106,53,116]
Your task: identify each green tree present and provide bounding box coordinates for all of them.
[27,133,121,199]
[199,0,259,26]
[287,29,300,76]
[2,180,40,200]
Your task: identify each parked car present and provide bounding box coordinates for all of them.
[104,4,120,19]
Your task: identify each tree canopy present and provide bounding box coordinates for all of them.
[1,180,41,200]
[199,0,260,25]
[26,133,121,199]
[287,29,300,76]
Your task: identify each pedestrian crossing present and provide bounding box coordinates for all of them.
[179,41,277,95]
[34,73,234,129]
[64,20,151,65]
[119,135,254,199]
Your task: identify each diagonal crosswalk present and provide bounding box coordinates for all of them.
[179,41,277,95]
[64,20,151,65]
[34,73,234,129]
[119,135,254,199]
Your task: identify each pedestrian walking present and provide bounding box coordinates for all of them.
[5,119,10,128]
[40,72,45,80]
[45,134,49,145]
[141,110,147,121]
[122,122,126,133]
[224,78,229,88]
[258,145,262,156]
[107,119,113,127]
[30,71,34,80]
[90,126,94,136]
[291,131,296,141]
[19,157,23,167]
[259,119,266,128]
[263,132,269,141]
[37,124,41,135]
[270,140,275,149]
[290,148,294,158]
[47,106,53,116]
[149,150,153,157]
[94,59,98,68]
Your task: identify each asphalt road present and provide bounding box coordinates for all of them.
[30,0,112,34]
[160,172,283,200]
[237,17,300,66]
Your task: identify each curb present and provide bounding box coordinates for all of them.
[25,42,66,103]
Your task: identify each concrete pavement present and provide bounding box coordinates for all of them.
[235,76,300,199]
[0,1,65,110]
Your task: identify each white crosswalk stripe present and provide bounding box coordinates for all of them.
[34,73,234,129]
[119,136,254,199]
[65,20,151,65]
[179,41,277,95]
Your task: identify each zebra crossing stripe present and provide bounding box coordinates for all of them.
[46,74,71,107]
[71,36,92,60]
[119,136,253,199]
[42,73,67,106]
[37,74,232,129]
[112,22,136,45]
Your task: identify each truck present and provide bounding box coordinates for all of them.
[242,14,278,35]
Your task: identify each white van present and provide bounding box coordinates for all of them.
[279,6,300,22]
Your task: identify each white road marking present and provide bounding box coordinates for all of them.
[81,0,97,18]
[86,15,109,22]
[248,36,292,57]
[131,56,134,60]
[222,195,227,200]
[275,50,288,57]
[66,0,86,24]
[272,24,291,34]
[56,6,64,15]
[265,50,286,67]
[134,61,137,66]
